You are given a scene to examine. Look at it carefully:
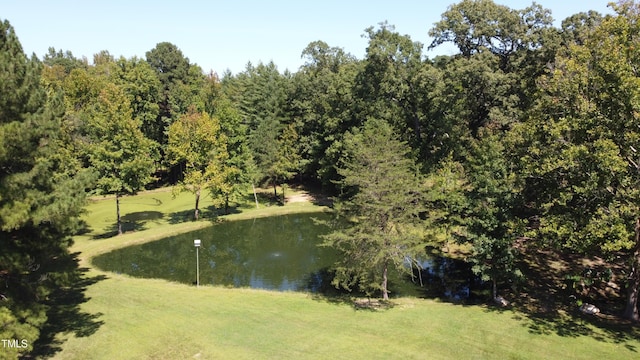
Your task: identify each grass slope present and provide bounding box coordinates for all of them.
[53,187,638,359]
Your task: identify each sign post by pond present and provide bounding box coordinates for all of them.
[194,239,201,288]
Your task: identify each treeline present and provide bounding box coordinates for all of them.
[2,0,640,356]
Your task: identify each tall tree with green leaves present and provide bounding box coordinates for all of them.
[514,1,640,320]
[290,41,359,189]
[428,0,556,143]
[167,110,230,219]
[201,72,255,211]
[145,42,205,183]
[86,82,157,235]
[461,135,523,300]
[355,22,427,151]
[111,56,162,144]
[250,116,282,198]
[0,19,93,358]
[145,42,191,140]
[213,96,255,213]
[322,118,423,300]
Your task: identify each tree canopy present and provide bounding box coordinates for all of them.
[5,3,640,357]
[0,19,93,358]
[322,118,423,300]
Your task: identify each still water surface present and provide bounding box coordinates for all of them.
[93,212,483,299]
[93,213,337,292]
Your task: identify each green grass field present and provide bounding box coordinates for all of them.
[49,187,639,359]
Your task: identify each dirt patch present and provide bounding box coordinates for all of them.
[285,190,333,206]
[286,193,314,203]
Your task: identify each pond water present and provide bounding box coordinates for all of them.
[93,212,485,299]
[93,213,337,292]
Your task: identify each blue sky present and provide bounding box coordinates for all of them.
[3,0,614,75]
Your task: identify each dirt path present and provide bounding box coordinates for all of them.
[285,190,332,206]
[286,193,314,203]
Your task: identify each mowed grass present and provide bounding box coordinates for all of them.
[54,187,638,359]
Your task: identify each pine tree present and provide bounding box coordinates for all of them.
[322,118,423,300]
[0,19,93,358]
[462,135,523,300]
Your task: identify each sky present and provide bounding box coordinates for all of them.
[3,0,615,75]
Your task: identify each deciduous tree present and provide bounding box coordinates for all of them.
[167,110,229,219]
[514,0,640,320]
[86,83,157,234]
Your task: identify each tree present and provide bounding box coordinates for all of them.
[211,95,254,214]
[86,82,157,235]
[514,0,640,320]
[422,156,468,253]
[428,0,556,140]
[461,135,523,300]
[276,122,302,201]
[111,56,162,144]
[145,42,205,182]
[355,22,427,150]
[250,116,283,199]
[167,110,229,220]
[429,0,553,67]
[42,47,87,73]
[290,42,359,189]
[322,118,423,300]
[0,19,93,358]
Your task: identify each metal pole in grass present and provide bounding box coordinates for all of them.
[194,239,201,288]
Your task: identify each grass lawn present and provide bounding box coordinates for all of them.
[49,186,639,359]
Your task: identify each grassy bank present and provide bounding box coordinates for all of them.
[51,187,638,359]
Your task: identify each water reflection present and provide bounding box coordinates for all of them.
[412,257,486,303]
[93,213,486,300]
[93,213,337,292]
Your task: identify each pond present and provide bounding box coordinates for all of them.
[93,212,486,299]
[93,212,337,292]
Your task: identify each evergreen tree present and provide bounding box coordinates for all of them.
[250,115,283,198]
[0,19,93,358]
[322,118,423,300]
[461,135,523,300]
[145,42,205,183]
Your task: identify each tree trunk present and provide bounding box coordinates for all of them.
[116,193,122,235]
[252,184,259,209]
[382,262,389,301]
[224,194,229,215]
[194,189,200,221]
[492,278,497,300]
[273,182,278,200]
[623,218,640,321]
[282,184,286,204]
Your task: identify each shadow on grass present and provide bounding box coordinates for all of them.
[309,291,397,312]
[314,251,639,349]
[167,208,223,224]
[479,248,640,350]
[245,191,283,207]
[305,267,396,311]
[30,252,106,358]
[92,211,164,239]
[518,309,639,349]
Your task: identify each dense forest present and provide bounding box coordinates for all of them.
[2,0,640,356]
